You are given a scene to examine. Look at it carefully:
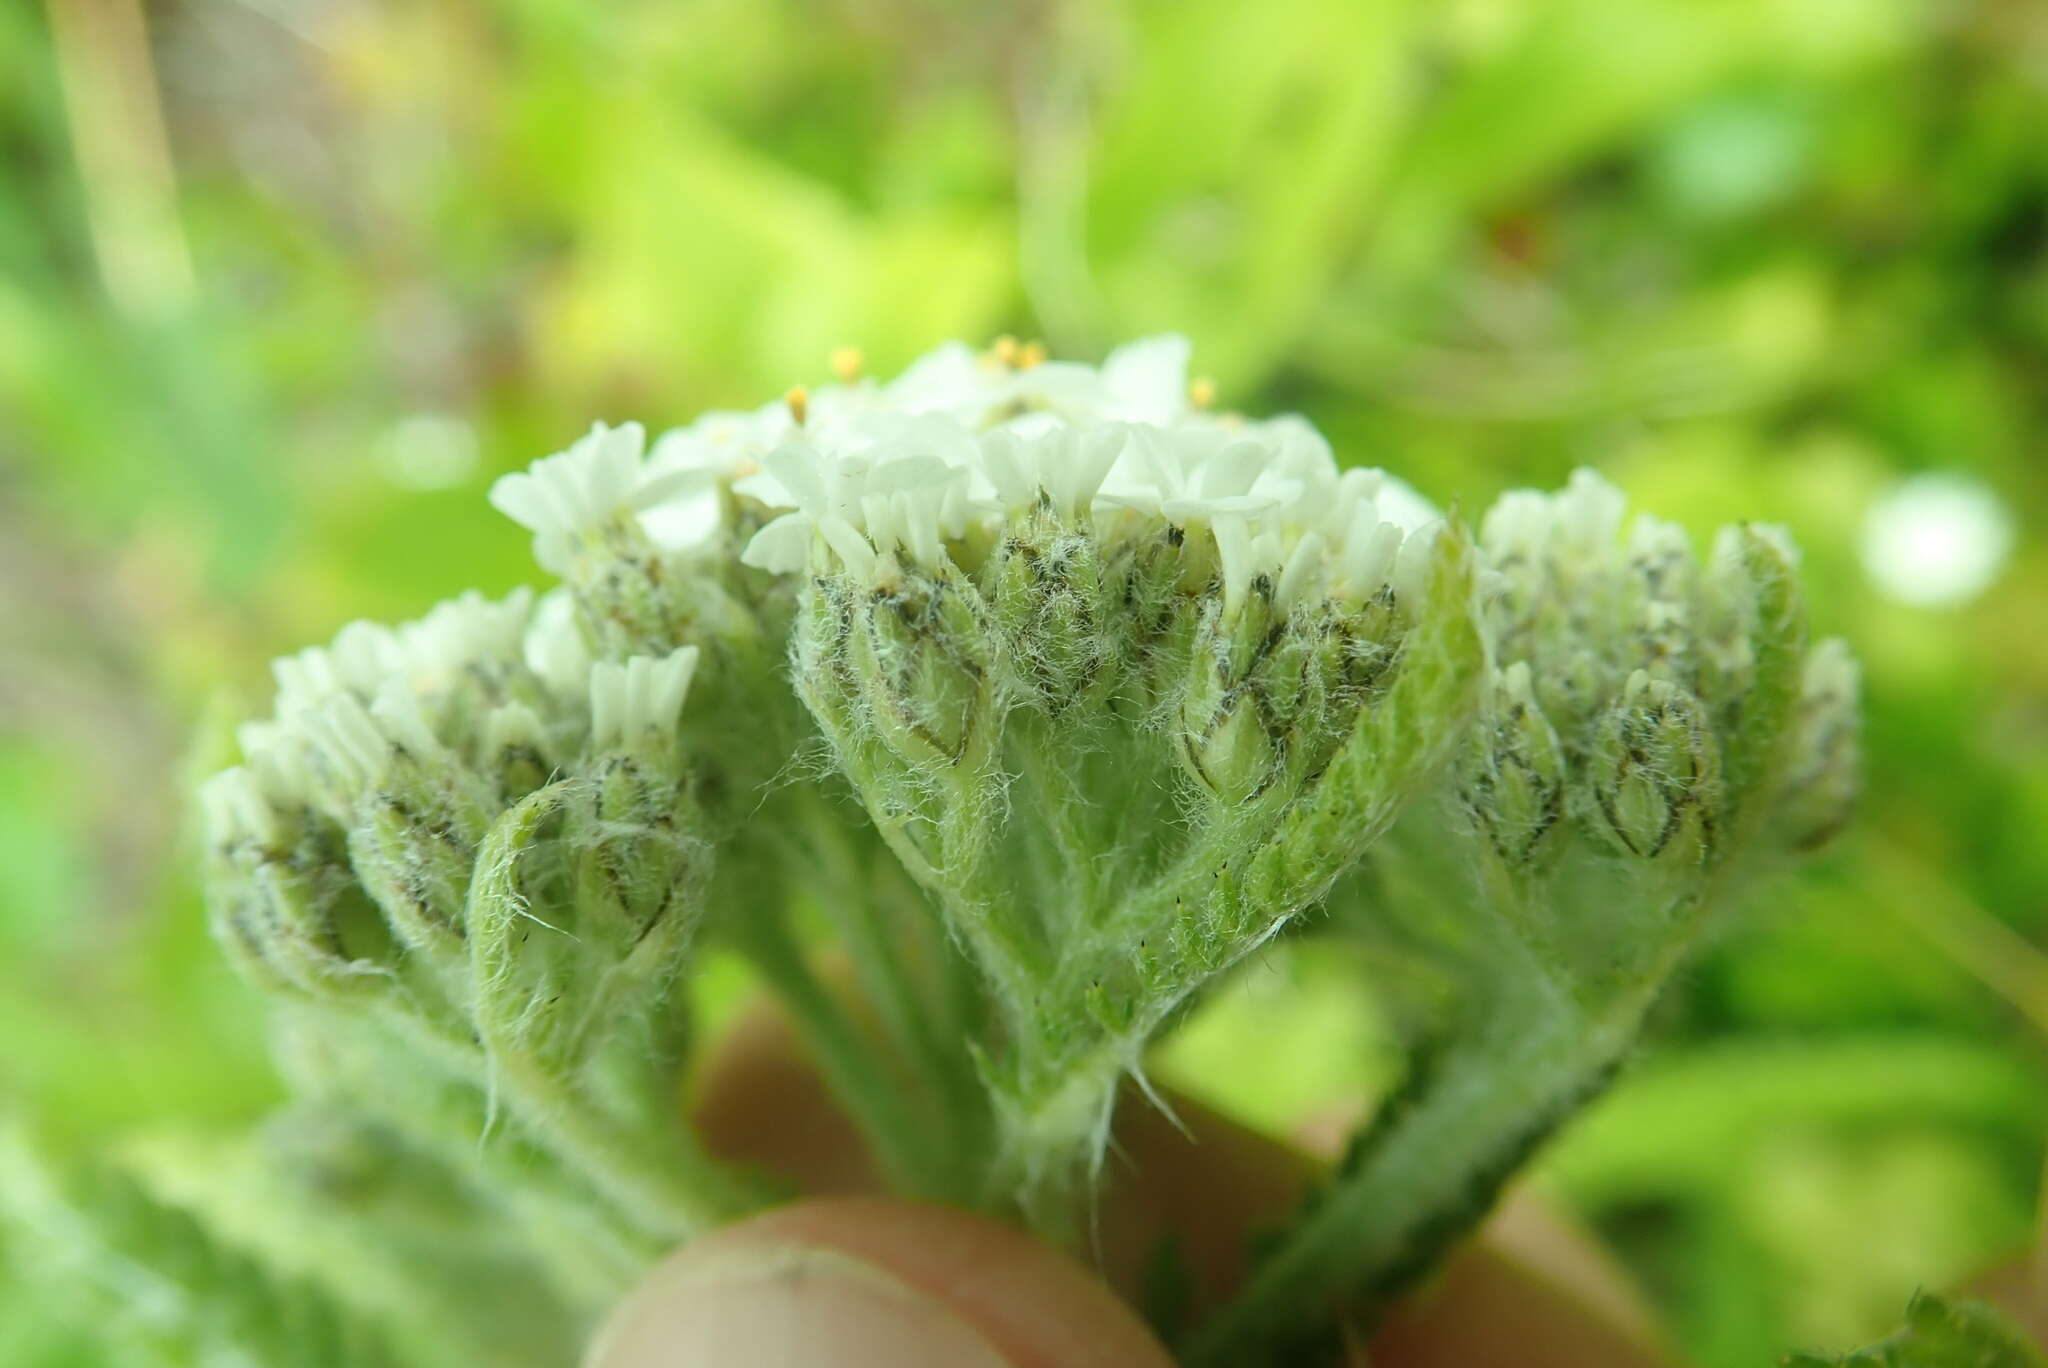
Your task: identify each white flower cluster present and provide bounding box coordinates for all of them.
[487,337,1444,617]
[204,583,699,847]
[1482,467,1803,586]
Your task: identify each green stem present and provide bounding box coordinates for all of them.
[800,810,982,1160]
[489,1044,760,1239]
[988,1038,1129,1242]
[283,1012,667,1305]
[733,909,956,1198]
[1181,950,1657,1366]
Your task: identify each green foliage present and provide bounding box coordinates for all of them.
[1786,1293,2046,1368]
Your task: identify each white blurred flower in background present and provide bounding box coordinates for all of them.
[1860,472,2016,608]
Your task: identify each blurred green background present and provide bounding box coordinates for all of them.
[2,0,2044,1363]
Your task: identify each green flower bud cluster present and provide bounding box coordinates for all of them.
[1194,472,1862,1363]
[1464,471,1856,904]
[195,469,799,1330]
[22,337,1856,1368]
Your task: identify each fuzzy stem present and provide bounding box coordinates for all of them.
[732,909,965,1198]
[1182,931,1668,1366]
[488,1044,760,1238]
[798,810,986,1162]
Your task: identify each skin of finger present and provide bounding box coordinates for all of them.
[689,989,1664,1367]
[689,985,881,1196]
[587,1197,1178,1368]
[1368,1236,1674,1368]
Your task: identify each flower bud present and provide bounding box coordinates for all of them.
[1461,662,1567,867]
[1702,523,1807,818]
[1773,637,1860,852]
[198,769,401,1005]
[983,518,1116,713]
[1588,670,1721,862]
[480,702,554,797]
[1176,596,1285,804]
[848,569,996,771]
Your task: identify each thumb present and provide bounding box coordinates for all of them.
[583,1196,1177,1368]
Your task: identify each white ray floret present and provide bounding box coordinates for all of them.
[271,620,403,714]
[741,444,968,581]
[489,422,716,573]
[588,646,701,752]
[523,588,594,700]
[978,425,1129,520]
[398,588,535,686]
[198,767,280,847]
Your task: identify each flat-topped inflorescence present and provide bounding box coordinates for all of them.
[621,337,1490,1211]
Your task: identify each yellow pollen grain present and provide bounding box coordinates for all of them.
[1017,339,1048,369]
[830,346,863,383]
[1190,376,1217,409]
[784,385,809,426]
[991,334,1020,366]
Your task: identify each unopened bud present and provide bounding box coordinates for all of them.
[1774,637,1860,851]
[849,570,995,769]
[480,701,553,796]
[984,519,1113,711]
[199,770,400,1004]
[1589,670,1721,862]
[1177,597,1284,804]
[1462,662,1567,866]
[289,694,495,966]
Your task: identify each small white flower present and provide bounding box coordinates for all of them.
[524,589,594,700]
[978,425,1129,520]
[1554,469,1629,552]
[490,422,714,573]
[398,588,534,687]
[1330,508,1407,603]
[198,767,279,847]
[298,695,398,796]
[483,701,549,761]
[1367,472,1439,535]
[368,678,448,761]
[881,342,999,420]
[1628,515,1691,564]
[588,646,701,751]
[1481,469,1630,571]
[1098,426,1287,524]
[271,620,403,715]
[741,443,968,581]
[1094,335,1194,426]
[1212,516,1328,616]
[1392,521,1446,608]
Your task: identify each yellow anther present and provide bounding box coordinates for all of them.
[1017,339,1048,369]
[784,385,809,426]
[830,346,863,383]
[1190,376,1217,409]
[991,334,1021,366]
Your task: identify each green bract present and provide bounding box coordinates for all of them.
[8,338,1859,1366]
